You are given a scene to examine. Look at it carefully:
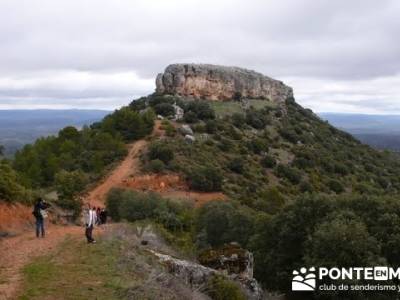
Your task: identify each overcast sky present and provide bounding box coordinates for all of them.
[0,0,399,113]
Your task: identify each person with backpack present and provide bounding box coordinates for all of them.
[84,204,97,243]
[99,208,108,224]
[32,197,50,238]
[96,207,101,225]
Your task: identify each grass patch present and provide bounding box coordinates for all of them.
[208,99,276,117]
[19,235,132,300]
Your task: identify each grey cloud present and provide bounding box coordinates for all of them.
[0,0,399,111]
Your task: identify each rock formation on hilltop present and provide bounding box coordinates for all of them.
[156,63,293,102]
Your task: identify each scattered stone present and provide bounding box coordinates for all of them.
[198,243,254,279]
[184,135,196,143]
[180,124,194,135]
[197,133,209,141]
[172,102,184,120]
[150,247,264,300]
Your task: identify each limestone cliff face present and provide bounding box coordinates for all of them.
[156,63,293,102]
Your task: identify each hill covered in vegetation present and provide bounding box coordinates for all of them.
[126,90,400,299]
[1,106,154,210]
[3,64,400,299]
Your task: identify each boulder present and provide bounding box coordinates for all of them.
[156,63,293,103]
[184,135,196,143]
[180,124,194,135]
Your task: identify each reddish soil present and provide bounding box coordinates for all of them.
[0,120,226,298]
[0,203,34,237]
[84,140,147,207]
[121,173,227,207]
[121,174,186,191]
[162,190,227,207]
[0,137,149,300]
[0,225,84,300]
[83,120,164,207]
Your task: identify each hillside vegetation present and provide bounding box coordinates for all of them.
[0,109,110,156]
[1,106,155,207]
[3,92,400,299]
[124,93,400,299]
[138,94,400,204]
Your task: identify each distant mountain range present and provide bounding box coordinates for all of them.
[319,113,400,151]
[0,109,110,156]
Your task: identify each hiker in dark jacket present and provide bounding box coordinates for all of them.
[99,208,107,224]
[32,197,50,238]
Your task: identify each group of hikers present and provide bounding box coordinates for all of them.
[83,204,108,244]
[32,198,107,243]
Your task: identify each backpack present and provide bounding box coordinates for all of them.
[40,209,48,219]
[32,207,40,218]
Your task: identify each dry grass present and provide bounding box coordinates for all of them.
[0,203,34,237]
[18,224,210,300]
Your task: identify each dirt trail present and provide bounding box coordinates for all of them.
[85,140,147,207]
[0,225,83,300]
[0,120,223,299]
[0,137,149,300]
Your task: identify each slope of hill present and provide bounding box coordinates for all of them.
[130,91,400,299]
[3,64,400,299]
[0,109,110,156]
[320,112,400,151]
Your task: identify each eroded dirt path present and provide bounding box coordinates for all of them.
[0,225,83,300]
[0,138,149,300]
[0,120,224,299]
[85,140,147,207]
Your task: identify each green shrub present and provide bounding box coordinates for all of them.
[196,201,254,247]
[154,103,175,117]
[328,179,345,194]
[247,138,267,154]
[55,170,88,217]
[185,101,215,121]
[106,188,124,221]
[187,166,223,192]
[148,142,174,164]
[205,120,217,133]
[101,107,154,141]
[231,113,246,128]
[245,110,268,129]
[279,128,299,143]
[0,161,32,203]
[227,158,245,174]
[119,191,161,221]
[261,155,276,168]
[275,164,302,184]
[183,111,198,123]
[299,180,313,193]
[106,189,191,232]
[206,275,246,300]
[333,163,350,175]
[148,159,165,173]
[254,187,286,214]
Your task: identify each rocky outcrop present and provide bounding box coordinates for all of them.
[150,247,263,300]
[198,243,254,279]
[156,63,293,103]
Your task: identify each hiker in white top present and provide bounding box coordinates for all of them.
[84,204,97,243]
